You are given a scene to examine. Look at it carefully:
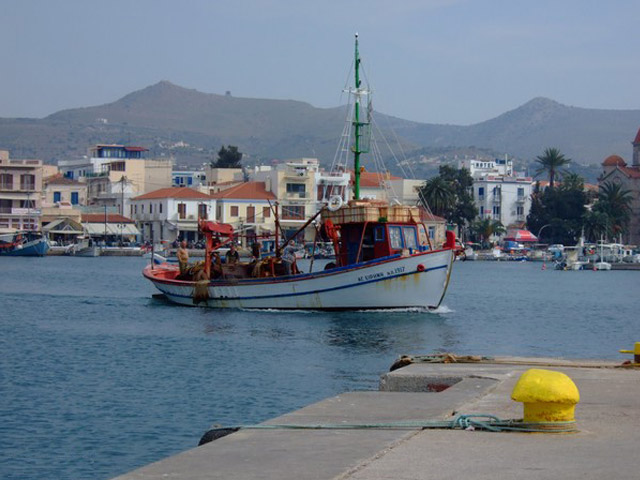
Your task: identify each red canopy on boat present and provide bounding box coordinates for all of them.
[504,229,538,242]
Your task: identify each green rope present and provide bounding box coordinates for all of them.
[207,415,577,435]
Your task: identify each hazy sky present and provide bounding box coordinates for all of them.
[2,0,639,125]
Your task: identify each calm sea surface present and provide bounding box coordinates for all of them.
[1,257,637,479]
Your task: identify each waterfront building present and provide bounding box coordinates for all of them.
[81,212,140,246]
[130,187,216,244]
[599,127,640,245]
[209,181,277,247]
[0,150,44,232]
[43,174,88,207]
[172,169,207,189]
[58,144,173,218]
[460,157,533,229]
[251,158,321,241]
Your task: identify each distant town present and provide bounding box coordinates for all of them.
[1,127,639,253]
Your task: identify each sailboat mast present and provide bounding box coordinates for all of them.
[353,33,362,200]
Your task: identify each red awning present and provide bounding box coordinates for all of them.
[504,229,538,242]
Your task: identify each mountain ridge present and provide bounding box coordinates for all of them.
[1,81,639,169]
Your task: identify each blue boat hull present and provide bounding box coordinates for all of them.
[0,238,50,257]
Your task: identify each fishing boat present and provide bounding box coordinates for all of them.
[143,35,456,310]
[0,231,50,257]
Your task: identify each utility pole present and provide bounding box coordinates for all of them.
[120,176,126,246]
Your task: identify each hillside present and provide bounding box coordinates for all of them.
[1,81,639,169]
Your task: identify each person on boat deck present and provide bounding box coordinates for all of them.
[226,243,240,265]
[177,240,189,274]
[251,242,261,262]
[282,240,297,275]
[210,251,223,279]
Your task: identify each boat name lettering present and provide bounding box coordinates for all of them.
[357,266,405,283]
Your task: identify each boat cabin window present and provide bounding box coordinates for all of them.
[402,226,418,250]
[417,224,429,248]
[374,226,385,242]
[389,226,403,250]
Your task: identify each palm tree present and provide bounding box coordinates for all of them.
[470,218,506,248]
[420,176,455,217]
[594,182,633,239]
[535,148,571,188]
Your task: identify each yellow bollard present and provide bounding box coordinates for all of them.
[511,369,580,424]
[619,342,640,364]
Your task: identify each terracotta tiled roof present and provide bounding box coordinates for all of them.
[602,155,627,167]
[81,213,135,223]
[350,170,402,188]
[132,187,212,200]
[620,167,640,179]
[209,182,276,200]
[44,174,82,186]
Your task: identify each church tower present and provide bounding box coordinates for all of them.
[633,127,640,167]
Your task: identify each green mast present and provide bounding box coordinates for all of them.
[352,33,370,201]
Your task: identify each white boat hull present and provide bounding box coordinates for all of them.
[144,249,454,310]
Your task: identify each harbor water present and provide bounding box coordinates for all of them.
[1,257,637,480]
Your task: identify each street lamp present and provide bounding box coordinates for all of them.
[537,224,551,243]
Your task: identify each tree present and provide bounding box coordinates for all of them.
[418,165,477,234]
[211,145,243,168]
[470,218,506,248]
[420,176,454,218]
[582,210,608,242]
[526,175,587,245]
[593,182,633,240]
[535,147,571,188]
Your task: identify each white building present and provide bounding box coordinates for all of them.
[459,157,533,228]
[130,187,216,244]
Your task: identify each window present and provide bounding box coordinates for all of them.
[141,204,145,214]
[374,226,385,242]
[134,205,138,214]
[159,203,163,214]
[402,226,418,250]
[493,205,500,215]
[20,174,35,191]
[0,173,12,189]
[263,206,271,218]
[480,206,484,215]
[178,203,186,219]
[428,226,436,241]
[286,183,306,196]
[188,177,193,185]
[478,187,484,197]
[20,199,35,209]
[281,205,304,220]
[230,206,239,217]
[517,206,524,216]
[198,203,208,219]
[246,206,256,223]
[517,187,525,197]
[389,226,403,249]
[53,191,61,203]
[150,204,153,214]
[71,192,79,205]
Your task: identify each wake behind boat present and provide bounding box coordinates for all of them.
[143,35,456,310]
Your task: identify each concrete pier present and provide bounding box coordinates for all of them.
[112,356,640,479]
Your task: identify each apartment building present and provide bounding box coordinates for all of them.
[0,150,43,232]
